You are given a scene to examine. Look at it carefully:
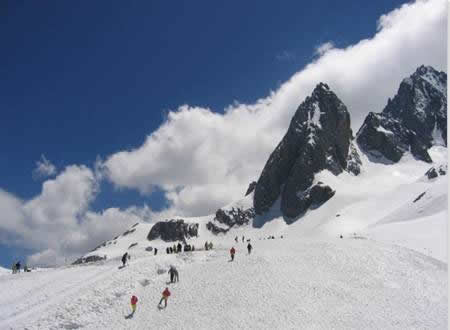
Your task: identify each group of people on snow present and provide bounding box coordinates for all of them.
[123,236,254,315]
[11,261,31,274]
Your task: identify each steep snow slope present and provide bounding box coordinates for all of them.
[0,235,446,329]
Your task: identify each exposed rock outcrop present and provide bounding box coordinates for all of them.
[254,83,359,219]
[357,65,447,163]
[206,207,256,234]
[147,219,199,242]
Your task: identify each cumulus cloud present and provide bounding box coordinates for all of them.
[315,42,335,56]
[104,0,447,218]
[32,154,57,180]
[0,166,149,266]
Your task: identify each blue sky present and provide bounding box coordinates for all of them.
[1,0,446,268]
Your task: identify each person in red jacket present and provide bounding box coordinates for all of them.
[158,287,171,308]
[230,247,236,261]
[130,295,138,314]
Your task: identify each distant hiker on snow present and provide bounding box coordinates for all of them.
[242,236,245,242]
[15,261,21,273]
[158,287,171,308]
[130,295,138,314]
[122,252,128,267]
[177,242,182,253]
[230,247,236,261]
[168,265,179,283]
[205,241,209,251]
[11,263,16,274]
[154,248,158,255]
[247,242,252,254]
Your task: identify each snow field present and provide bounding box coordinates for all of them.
[0,236,446,329]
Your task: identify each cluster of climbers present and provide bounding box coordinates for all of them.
[11,261,31,274]
[123,236,254,316]
[166,242,195,254]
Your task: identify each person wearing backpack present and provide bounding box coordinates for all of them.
[158,287,171,308]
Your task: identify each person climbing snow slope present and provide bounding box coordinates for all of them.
[230,247,236,261]
[158,287,171,308]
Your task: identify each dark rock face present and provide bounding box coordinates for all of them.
[425,163,447,179]
[206,207,256,234]
[245,181,257,196]
[147,219,199,242]
[72,255,106,265]
[357,65,447,163]
[254,83,359,219]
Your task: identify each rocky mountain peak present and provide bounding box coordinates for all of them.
[357,65,447,163]
[253,84,360,220]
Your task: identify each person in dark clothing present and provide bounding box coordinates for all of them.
[154,248,158,255]
[230,247,236,261]
[16,261,21,273]
[247,242,252,254]
[122,252,128,267]
[169,247,173,253]
[204,241,209,251]
[242,236,245,242]
[177,242,182,253]
[166,247,170,254]
[168,266,179,283]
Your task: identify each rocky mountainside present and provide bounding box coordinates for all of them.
[253,83,361,221]
[357,65,447,163]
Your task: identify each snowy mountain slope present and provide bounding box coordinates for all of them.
[0,267,10,276]
[0,234,447,329]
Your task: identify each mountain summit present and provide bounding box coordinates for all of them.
[357,65,447,163]
[253,83,360,220]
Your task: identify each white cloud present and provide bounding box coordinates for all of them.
[0,166,150,266]
[32,154,57,179]
[104,0,447,218]
[315,42,335,56]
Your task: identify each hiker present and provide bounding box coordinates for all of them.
[122,252,128,267]
[158,287,171,308]
[11,263,16,274]
[204,241,209,251]
[242,236,245,243]
[208,242,213,250]
[230,247,236,261]
[177,242,182,253]
[168,265,179,283]
[15,261,21,273]
[247,242,252,254]
[154,248,158,256]
[130,295,138,314]
[192,245,195,251]
[173,244,177,253]
[166,247,170,254]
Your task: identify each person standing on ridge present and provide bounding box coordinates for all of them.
[247,242,252,254]
[158,287,171,308]
[230,247,236,261]
[242,236,245,243]
[177,242,182,253]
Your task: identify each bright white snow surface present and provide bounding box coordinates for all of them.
[0,147,447,329]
